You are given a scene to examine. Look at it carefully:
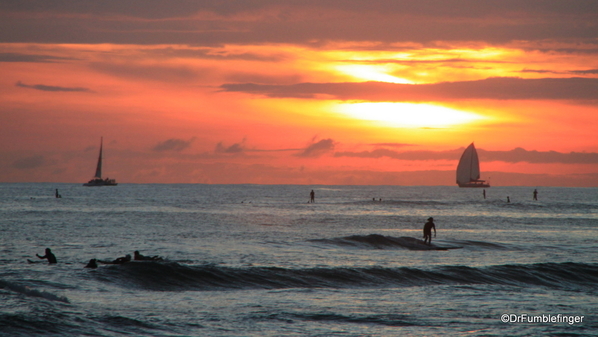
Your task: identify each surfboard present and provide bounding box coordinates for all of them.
[430,245,464,251]
[408,237,463,250]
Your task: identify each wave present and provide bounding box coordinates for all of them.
[0,279,69,303]
[93,261,598,292]
[0,312,171,337]
[256,311,417,327]
[310,234,473,250]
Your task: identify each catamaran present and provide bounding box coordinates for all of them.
[83,137,118,186]
[456,142,489,188]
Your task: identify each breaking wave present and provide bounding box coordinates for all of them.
[93,261,598,292]
[0,279,69,303]
[311,234,475,250]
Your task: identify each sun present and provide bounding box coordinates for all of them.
[336,102,487,128]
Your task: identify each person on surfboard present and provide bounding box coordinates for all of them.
[98,254,131,265]
[423,217,436,245]
[36,248,57,264]
[134,251,162,261]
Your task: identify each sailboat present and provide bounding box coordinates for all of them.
[83,137,118,186]
[456,142,490,188]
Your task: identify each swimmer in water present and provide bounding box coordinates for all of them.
[36,248,57,264]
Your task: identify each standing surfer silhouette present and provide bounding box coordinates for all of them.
[423,217,436,245]
[309,190,315,203]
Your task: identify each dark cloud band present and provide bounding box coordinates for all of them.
[335,147,598,164]
[220,77,598,102]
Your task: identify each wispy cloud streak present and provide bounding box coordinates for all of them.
[16,81,93,93]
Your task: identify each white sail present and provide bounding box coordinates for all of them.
[456,143,488,187]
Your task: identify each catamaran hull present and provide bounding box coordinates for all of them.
[458,182,490,188]
[83,178,118,186]
[83,182,118,186]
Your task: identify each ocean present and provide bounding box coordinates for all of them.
[0,183,597,336]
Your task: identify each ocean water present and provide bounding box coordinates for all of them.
[0,183,597,336]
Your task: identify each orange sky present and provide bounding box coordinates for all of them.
[1,1,598,186]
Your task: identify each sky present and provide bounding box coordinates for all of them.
[1,0,598,186]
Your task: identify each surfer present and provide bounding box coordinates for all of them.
[483,189,486,199]
[423,217,436,245]
[310,190,315,203]
[113,254,131,264]
[36,248,57,264]
[85,259,98,268]
[134,251,162,261]
[55,189,61,198]
[99,254,131,264]
[533,189,538,201]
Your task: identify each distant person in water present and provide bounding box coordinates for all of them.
[85,259,98,268]
[423,217,436,245]
[483,189,486,199]
[112,254,131,264]
[98,254,131,265]
[507,196,511,203]
[36,248,57,264]
[310,190,315,203]
[134,251,162,261]
[55,189,61,198]
[533,189,538,201]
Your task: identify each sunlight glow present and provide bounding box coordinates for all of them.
[337,102,486,128]
[335,65,412,83]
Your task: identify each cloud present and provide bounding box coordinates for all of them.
[146,48,286,62]
[479,148,598,164]
[570,69,598,75]
[13,155,45,169]
[215,141,245,154]
[296,139,335,157]
[15,81,93,93]
[224,72,303,85]
[89,62,207,82]
[220,77,598,102]
[369,143,413,148]
[521,68,598,75]
[153,138,195,152]
[1,1,597,45]
[213,139,305,155]
[335,147,598,164]
[0,53,77,63]
[335,148,461,161]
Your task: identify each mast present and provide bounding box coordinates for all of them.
[94,137,103,179]
[470,142,480,181]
